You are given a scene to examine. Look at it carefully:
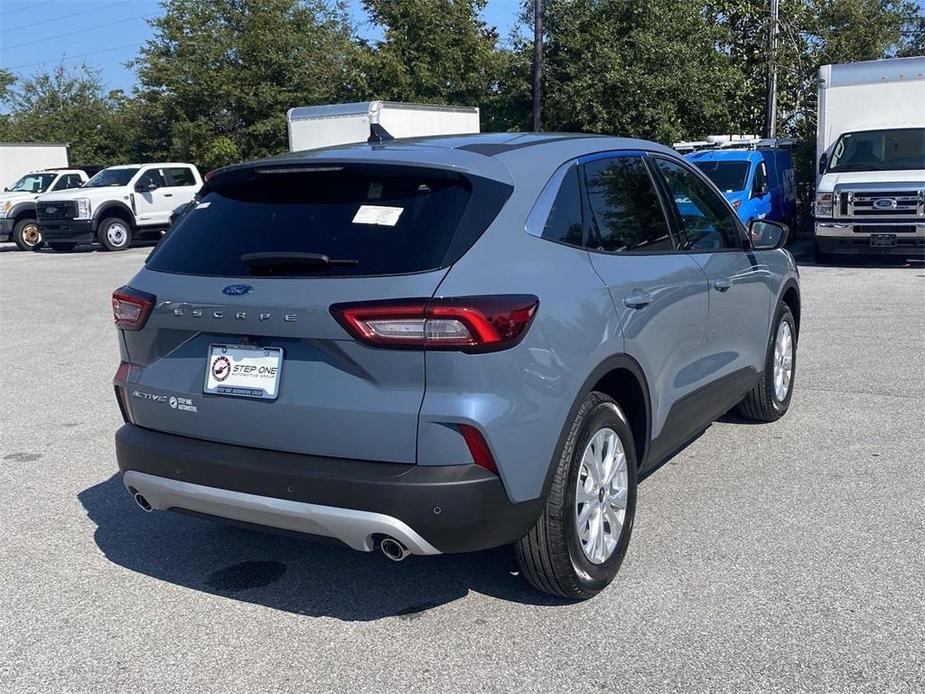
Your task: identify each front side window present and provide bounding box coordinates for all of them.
[583,156,673,253]
[85,168,139,188]
[136,168,167,191]
[541,165,584,246]
[654,158,741,251]
[828,128,925,173]
[8,173,55,193]
[52,174,82,191]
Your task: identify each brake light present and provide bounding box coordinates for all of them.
[113,361,137,423]
[332,295,538,352]
[459,424,498,474]
[112,286,156,330]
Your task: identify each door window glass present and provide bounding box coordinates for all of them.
[137,169,167,191]
[541,165,584,246]
[653,158,741,250]
[166,167,196,187]
[583,156,673,252]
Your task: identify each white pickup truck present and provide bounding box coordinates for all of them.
[814,57,925,260]
[0,169,89,250]
[35,163,202,252]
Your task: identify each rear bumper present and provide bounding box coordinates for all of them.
[115,424,544,554]
[37,218,95,243]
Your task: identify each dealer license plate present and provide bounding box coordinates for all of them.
[204,344,283,400]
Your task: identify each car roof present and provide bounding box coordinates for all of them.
[216,133,680,186]
[686,149,760,163]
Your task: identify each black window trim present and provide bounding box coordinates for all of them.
[578,150,681,256]
[525,158,591,251]
[647,153,752,254]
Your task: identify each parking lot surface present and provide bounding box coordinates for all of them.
[1,244,923,693]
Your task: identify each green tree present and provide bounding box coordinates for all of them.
[0,64,130,165]
[133,0,365,167]
[362,0,512,128]
[537,0,745,142]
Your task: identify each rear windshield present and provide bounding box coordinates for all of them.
[693,161,750,193]
[146,167,476,277]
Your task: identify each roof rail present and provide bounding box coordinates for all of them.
[674,134,797,153]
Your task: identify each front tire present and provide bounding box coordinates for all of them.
[738,303,796,422]
[97,217,133,251]
[13,218,43,251]
[515,392,637,600]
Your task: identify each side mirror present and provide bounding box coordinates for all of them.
[818,152,828,175]
[749,219,789,250]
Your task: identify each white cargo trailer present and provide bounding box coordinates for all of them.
[287,101,480,152]
[813,57,925,259]
[0,143,69,189]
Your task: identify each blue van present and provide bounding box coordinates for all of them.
[685,148,797,229]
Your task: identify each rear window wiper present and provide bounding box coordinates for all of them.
[240,251,360,273]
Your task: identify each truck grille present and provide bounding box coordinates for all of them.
[37,201,78,221]
[838,190,922,219]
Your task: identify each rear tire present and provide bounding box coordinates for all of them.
[13,218,43,251]
[48,242,77,252]
[737,303,796,422]
[515,392,637,600]
[97,217,133,251]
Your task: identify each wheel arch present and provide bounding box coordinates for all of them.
[11,202,37,224]
[94,202,135,229]
[779,279,801,339]
[541,354,652,499]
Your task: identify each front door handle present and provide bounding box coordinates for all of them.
[713,277,733,292]
[163,193,174,197]
[623,289,653,309]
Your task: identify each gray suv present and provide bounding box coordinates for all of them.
[112,133,800,599]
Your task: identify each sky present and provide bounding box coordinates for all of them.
[0,0,523,95]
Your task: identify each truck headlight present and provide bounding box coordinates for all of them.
[815,192,833,218]
[0,201,11,218]
[75,198,91,219]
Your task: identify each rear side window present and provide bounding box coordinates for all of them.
[541,165,584,246]
[166,167,196,187]
[146,167,480,277]
[583,156,673,252]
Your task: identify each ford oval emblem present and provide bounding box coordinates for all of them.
[222,284,253,296]
[872,198,897,210]
[45,207,56,214]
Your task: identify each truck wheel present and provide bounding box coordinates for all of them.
[737,303,796,422]
[48,242,77,252]
[98,217,133,251]
[515,392,637,600]
[13,218,44,251]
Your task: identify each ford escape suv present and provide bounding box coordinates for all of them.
[112,133,800,599]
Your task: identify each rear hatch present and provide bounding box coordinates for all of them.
[119,159,511,463]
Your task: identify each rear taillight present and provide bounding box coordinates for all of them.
[112,286,155,330]
[113,361,137,423]
[459,424,498,474]
[332,295,538,352]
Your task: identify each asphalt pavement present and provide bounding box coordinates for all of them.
[1,242,923,693]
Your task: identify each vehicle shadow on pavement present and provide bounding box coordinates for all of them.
[79,475,571,620]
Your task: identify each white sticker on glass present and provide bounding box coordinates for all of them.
[352,205,403,227]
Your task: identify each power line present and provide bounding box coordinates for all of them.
[4,42,142,71]
[0,1,53,18]
[4,14,153,50]
[1,0,123,33]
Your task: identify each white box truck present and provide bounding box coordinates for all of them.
[0,143,70,190]
[814,56,925,260]
[287,101,480,152]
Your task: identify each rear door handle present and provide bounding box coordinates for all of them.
[713,277,732,292]
[623,289,653,309]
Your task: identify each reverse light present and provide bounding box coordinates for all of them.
[332,295,539,352]
[459,424,498,474]
[815,192,834,218]
[75,198,91,219]
[112,286,156,330]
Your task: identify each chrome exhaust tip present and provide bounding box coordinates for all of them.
[133,491,153,512]
[380,537,411,561]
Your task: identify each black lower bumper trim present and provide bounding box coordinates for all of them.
[115,424,544,553]
[0,218,13,240]
[37,218,95,242]
[817,236,925,256]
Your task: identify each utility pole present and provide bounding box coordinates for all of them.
[532,0,543,132]
[763,0,779,138]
